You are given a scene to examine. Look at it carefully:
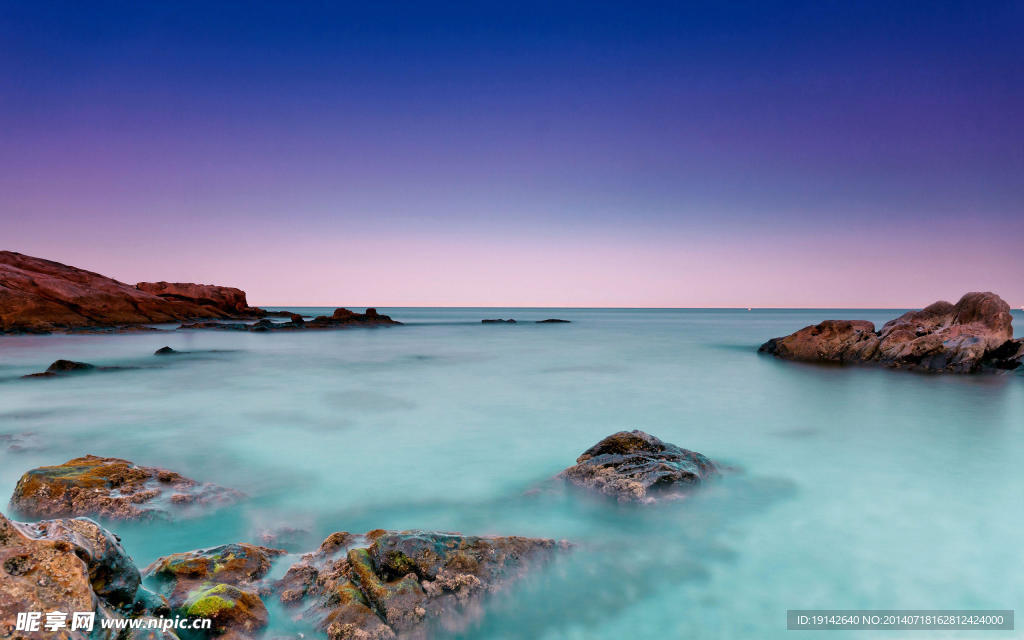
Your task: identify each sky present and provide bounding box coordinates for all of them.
[2,1,1022,307]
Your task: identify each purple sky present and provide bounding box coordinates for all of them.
[2,2,1022,307]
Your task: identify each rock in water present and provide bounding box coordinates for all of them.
[482,318,516,323]
[274,529,565,639]
[179,307,399,331]
[536,318,570,323]
[154,346,179,355]
[760,292,1024,373]
[559,430,718,503]
[0,511,160,639]
[10,455,242,520]
[144,543,285,638]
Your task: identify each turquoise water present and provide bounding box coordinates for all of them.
[1,308,1022,639]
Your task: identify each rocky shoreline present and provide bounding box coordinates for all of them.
[759,292,1024,373]
[0,252,398,335]
[2,431,714,638]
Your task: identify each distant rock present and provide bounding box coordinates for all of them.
[0,251,272,334]
[154,346,179,355]
[559,430,718,503]
[180,308,400,332]
[9,455,242,520]
[21,359,137,378]
[536,318,570,323]
[274,529,565,640]
[760,292,1024,373]
[135,282,261,316]
[482,318,516,324]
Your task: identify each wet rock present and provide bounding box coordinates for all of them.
[0,511,140,639]
[154,346,180,355]
[9,455,242,520]
[760,292,1023,373]
[181,308,400,332]
[0,251,271,333]
[481,319,516,324]
[144,543,285,638]
[536,319,570,323]
[21,359,139,378]
[273,529,564,640]
[559,430,718,503]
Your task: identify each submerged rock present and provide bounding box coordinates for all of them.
[274,529,565,640]
[180,308,400,332]
[481,319,516,324]
[154,346,180,355]
[22,359,97,378]
[760,292,1023,373]
[9,455,242,520]
[0,511,156,639]
[536,319,570,323]
[559,430,718,503]
[144,543,285,638]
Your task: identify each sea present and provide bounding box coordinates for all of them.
[1,308,1021,639]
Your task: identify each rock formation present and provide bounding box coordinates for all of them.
[180,308,399,331]
[559,430,718,503]
[144,543,285,639]
[0,511,167,640]
[9,455,241,520]
[0,251,270,334]
[273,529,564,640]
[759,292,1024,373]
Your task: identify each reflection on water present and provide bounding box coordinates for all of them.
[1,308,1021,639]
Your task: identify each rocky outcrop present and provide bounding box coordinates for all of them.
[180,308,400,332]
[559,431,718,503]
[0,251,270,334]
[9,455,242,521]
[0,511,164,639]
[135,282,260,316]
[144,544,285,639]
[759,292,1023,373]
[274,529,564,640]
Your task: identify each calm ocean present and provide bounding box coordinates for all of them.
[2,308,1021,639]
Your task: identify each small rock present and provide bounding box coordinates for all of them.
[559,430,718,503]
[482,319,516,324]
[536,318,570,323]
[154,346,179,355]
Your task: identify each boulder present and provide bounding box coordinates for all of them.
[144,543,285,638]
[760,292,1023,373]
[273,529,565,640]
[0,251,268,333]
[9,455,242,520]
[559,430,718,503]
[154,346,179,356]
[0,512,148,639]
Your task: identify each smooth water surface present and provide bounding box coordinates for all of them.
[2,308,1022,639]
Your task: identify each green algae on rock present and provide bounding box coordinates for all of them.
[273,529,567,640]
[9,455,242,521]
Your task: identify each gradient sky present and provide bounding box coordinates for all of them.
[2,1,1022,307]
